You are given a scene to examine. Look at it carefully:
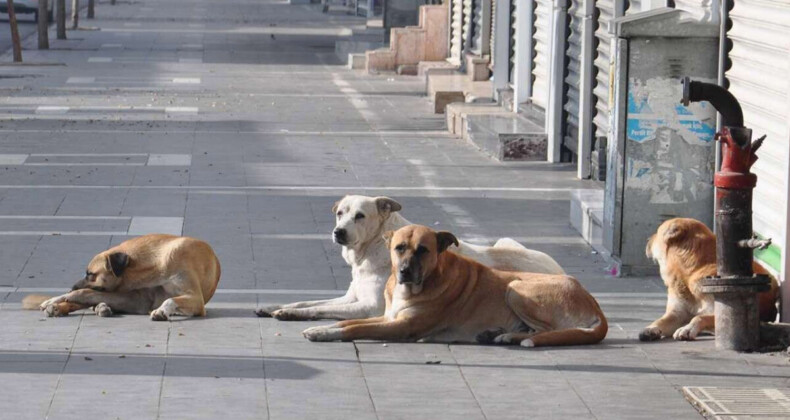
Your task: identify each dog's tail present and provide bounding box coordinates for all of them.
[527,313,609,348]
[21,294,51,310]
[493,237,527,250]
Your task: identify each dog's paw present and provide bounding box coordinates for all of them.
[44,303,65,317]
[150,309,169,321]
[493,333,517,345]
[673,325,697,341]
[302,326,341,342]
[273,309,309,321]
[255,305,281,318]
[520,339,535,348]
[94,303,113,318]
[476,328,506,344]
[40,296,66,311]
[638,326,663,342]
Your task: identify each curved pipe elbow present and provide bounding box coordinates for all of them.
[681,77,744,128]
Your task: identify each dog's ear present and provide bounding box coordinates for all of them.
[436,231,459,254]
[664,223,684,242]
[107,252,130,278]
[331,196,345,215]
[382,230,395,247]
[645,234,655,259]
[374,197,402,215]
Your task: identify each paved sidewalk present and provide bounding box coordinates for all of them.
[0,0,788,419]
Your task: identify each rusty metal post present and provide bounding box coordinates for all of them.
[681,77,771,352]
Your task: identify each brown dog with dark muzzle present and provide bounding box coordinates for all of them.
[641,217,779,341]
[22,234,221,321]
[302,225,607,347]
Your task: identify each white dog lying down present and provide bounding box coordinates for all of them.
[255,195,565,321]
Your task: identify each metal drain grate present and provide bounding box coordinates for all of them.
[683,387,790,419]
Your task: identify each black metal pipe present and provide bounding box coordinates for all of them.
[681,77,744,129]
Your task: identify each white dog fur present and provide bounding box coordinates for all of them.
[255,195,565,321]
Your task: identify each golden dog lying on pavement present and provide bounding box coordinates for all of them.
[303,225,607,347]
[23,234,221,321]
[256,195,565,321]
[640,218,779,341]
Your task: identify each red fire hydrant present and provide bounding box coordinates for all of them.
[681,78,771,352]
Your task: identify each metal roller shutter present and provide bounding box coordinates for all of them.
[449,0,464,64]
[489,0,497,67]
[471,0,483,54]
[673,0,715,20]
[592,0,616,139]
[726,0,790,261]
[508,0,517,83]
[563,0,584,154]
[531,0,552,110]
[462,0,473,55]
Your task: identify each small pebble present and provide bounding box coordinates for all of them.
[275,332,282,336]
[382,343,388,347]
[84,356,93,361]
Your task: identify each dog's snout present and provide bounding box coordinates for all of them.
[397,263,415,284]
[333,228,350,245]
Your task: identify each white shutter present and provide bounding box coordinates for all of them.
[471,0,483,54]
[563,0,584,154]
[449,0,464,64]
[508,0,517,83]
[531,0,552,110]
[726,0,790,254]
[626,0,642,14]
[674,0,717,21]
[592,0,616,139]
[462,0,473,54]
[489,0,497,66]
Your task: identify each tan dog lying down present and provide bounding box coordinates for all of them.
[256,195,565,321]
[23,234,221,321]
[303,225,607,347]
[640,218,779,341]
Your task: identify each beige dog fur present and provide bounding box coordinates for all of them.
[23,234,221,321]
[303,225,607,347]
[640,218,779,341]
[256,195,565,321]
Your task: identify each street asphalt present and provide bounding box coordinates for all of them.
[0,0,788,419]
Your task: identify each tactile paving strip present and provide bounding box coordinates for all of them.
[683,387,790,419]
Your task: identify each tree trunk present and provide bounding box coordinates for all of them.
[6,0,22,62]
[70,0,78,29]
[87,0,93,18]
[56,0,66,39]
[37,0,49,49]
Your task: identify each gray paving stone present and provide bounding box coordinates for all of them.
[0,0,784,417]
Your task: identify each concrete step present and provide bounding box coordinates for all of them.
[351,26,386,39]
[348,53,366,69]
[335,39,386,65]
[426,73,492,113]
[570,188,608,255]
[445,102,509,138]
[417,60,457,85]
[464,114,546,161]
